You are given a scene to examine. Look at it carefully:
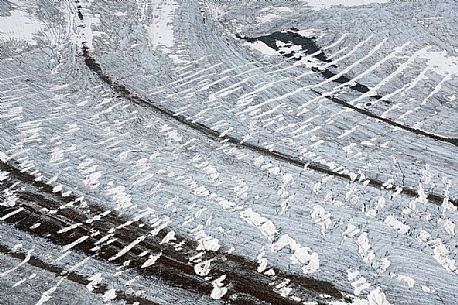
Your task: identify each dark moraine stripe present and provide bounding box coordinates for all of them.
[73,0,457,204]
[0,243,161,305]
[236,31,458,147]
[78,39,457,206]
[1,159,347,305]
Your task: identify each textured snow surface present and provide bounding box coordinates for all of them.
[0,0,457,305]
[302,0,390,10]
[0,8,43,44]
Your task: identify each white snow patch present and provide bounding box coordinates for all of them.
[145,0,178,53]
[418,48,458,77]
[160,230,176,244]
[352,277,371,295]
[310,205,332,235]
[195,230,221,252]
[0,151,8,162]
[240,208,277,241]
[356,233,375,263]
[421,285,436,293]
[86,273,102,292]
[103,288,117,302]
[271,234,320,274]
[246,41,277,56]
[367,287,392,305]
[384,216,410,234]
[141,253,162,268]
[342,222,360,240]
[397,274,415,288]
[233,179,249,198]
[257,248,268,273]
[430,239,458,274]
[379,257,391,273]
[440,218,455,236]
[297,28,325,38]
[275,279,293,298]
[106,186,133,209]
[194,259,212,276]
[0,9,44,45]
[210,275,228,299]
[257,13,279,23]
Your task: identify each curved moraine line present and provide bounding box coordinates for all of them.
[0,159,346,305]
[0,244,161,305]
[236,32,458,147]
[80,42,456,207]
[74,2,455,207]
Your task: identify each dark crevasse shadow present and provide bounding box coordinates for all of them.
[236,30,458,147]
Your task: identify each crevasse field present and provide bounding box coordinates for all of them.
[0,1,457,305]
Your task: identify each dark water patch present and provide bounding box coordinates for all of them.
[350,83,370,93]
[75,1,83,21]
[237,31,458,147]
[237,30,378,95]
[237,30,330,62]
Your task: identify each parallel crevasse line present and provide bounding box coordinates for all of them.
[311,89,458,146]
[0,243,161,305]
[237,32,458,147]
[79,42,456,207]
[73,2,455,206]
[0,159,345,305]
[72,1,457,208]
